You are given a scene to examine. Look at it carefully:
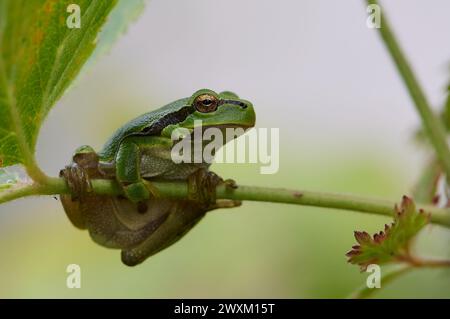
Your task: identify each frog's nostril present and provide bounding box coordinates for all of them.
[239,102,247,108]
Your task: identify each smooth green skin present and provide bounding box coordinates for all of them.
[77,89,255,203]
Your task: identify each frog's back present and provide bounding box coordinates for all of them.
[99,97,190,160]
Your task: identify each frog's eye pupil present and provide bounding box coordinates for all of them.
[202,99,212,106]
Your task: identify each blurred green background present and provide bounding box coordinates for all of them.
[1,0,449,298]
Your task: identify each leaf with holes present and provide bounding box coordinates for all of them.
[0,0,145,169]
[346,196,430,271]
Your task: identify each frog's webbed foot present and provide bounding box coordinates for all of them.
[59,146,99,200]
[187,169,241,209]
[59,146,99,229]
[60,164,91,200]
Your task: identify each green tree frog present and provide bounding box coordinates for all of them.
[60,89,255,266]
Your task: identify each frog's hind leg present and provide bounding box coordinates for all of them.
[120,169,241,266]
[60,193,86,229]
[83,196,170,249]
[120,201,207,266]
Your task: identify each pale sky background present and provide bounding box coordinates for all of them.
[37,0,450,185]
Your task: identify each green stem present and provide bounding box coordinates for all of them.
[368,0,450,180]
[217,185,450,227]
[350,257,450,299]
[1,177,450,228]
[350,266,413,299]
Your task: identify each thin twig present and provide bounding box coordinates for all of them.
[350,266,413,299]
[367,0,450,181]
[350,256,450,299]
[1,177,450,228]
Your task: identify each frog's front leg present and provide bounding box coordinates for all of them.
[115,136,171,203]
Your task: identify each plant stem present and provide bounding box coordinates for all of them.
[399,255,450,268]
[367,0,450,180]
[1,177,450,228]
[350,256,450,299]
[217,185,450,227]
[349,266,413,299]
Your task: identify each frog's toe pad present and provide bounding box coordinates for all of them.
[123,182,150,203]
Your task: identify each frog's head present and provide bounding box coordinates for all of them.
[186,89,255,129]
[164,89,255,135]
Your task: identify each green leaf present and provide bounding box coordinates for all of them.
[346,196,429,271]
[0,0,129,168]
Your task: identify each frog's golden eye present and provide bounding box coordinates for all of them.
[194,94,219,113]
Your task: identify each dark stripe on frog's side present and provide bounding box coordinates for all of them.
[98,97,246,161]
[98,98,193,161]
[131,106,192,137]
[132,99,248,137]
